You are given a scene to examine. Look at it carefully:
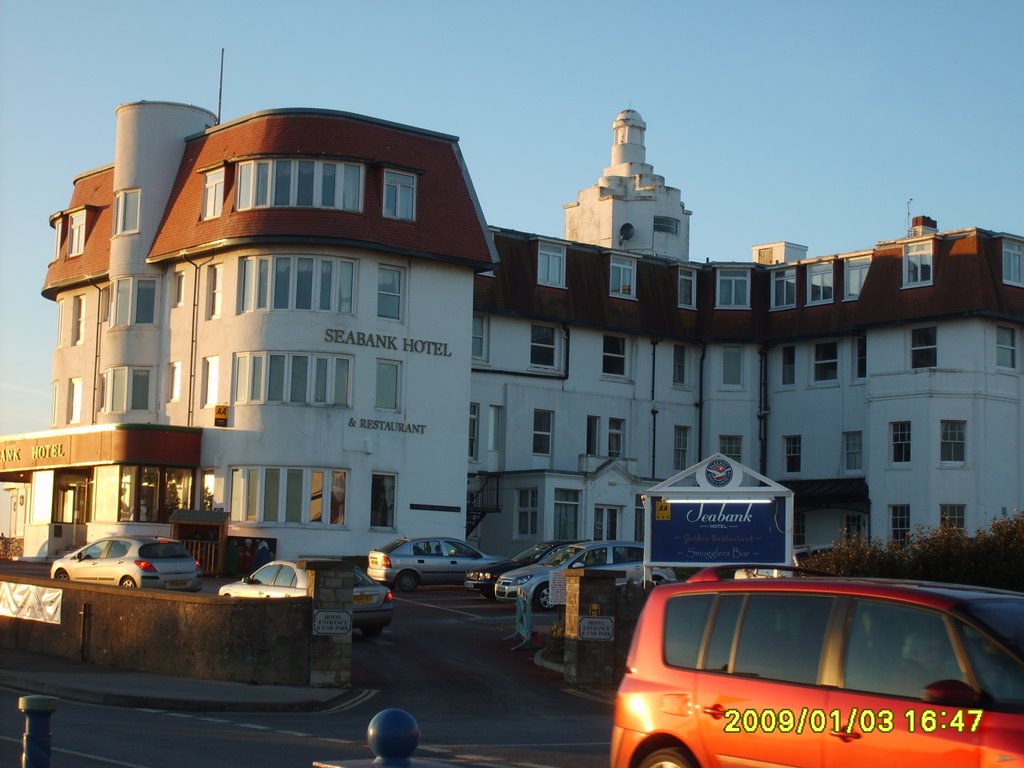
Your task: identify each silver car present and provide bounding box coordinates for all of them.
[495,540,672,609]
[218,562,393,638]
[50,536,203,591]
[367,537,503,592]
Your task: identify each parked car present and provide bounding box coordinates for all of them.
[611,566,1024,768]
[218,561,392,637]
[367,537,503,592]
[495,540,673,609]
[50,535,203,591]
[464,540,577,600]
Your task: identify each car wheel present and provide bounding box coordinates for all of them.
[638,748,696,768]
[394,570,419,592]
[533,581,553,610]
[118,576,138,588]
[360,626,383,638]
[52,570,70,581]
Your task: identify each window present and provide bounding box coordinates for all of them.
[844,255,871,299]
[586,415,600,456]
[103,367,151,413]
[370,474,396,528]
[608,418,624,458]
[733,594,832,684]
[532,409,553,455]
[940,420,966,463]
[383,170,415,220]
[471,315,487,360]
[678,268,696,309]
[891,421,911,463]
[110,277,156,326]
[653,216,679,234]
[781,345,795,386]
[70,295,85,346]
[203,169,225,219]
[53,218,63,261]
[911,326,937,368]
[202,356,219,408]
[1003,241,1022,285]
[207,264,223,319]
[602,335,626,376]
[530,324,556,367]
[375,360,400,409]
[722,346,742,386]
[672,344,686,386]
[793,511,805,547]
[940,504,966,529]
[538,243,565,287]
[68,211,86,256]
[594,507,620,540]
[610,255,636,298]
[487,405,502,452]
[807,263,833,304]
[784,435,801,472]
[854,334,867,379]
[468,403,479,460]
[772,268,796,309]
[843,431,862,471]
[173,271,185,307]
[67,378,82,424]
[234,352,350,406]
[113,189,140,235]
[238,255,353,314]
[813,341,838,382]
[904,241,933,286]
[517,488,538,536]
[554,488,580,539]
[997,326,1017,369]
[168,362,181,403]
[673,426,689,470]
[236,158,362,211]
[232,466,347,526]
[717,269,749,308]
[719,435,742,462]
[377,266,403,320]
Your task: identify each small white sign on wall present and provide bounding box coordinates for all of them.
[313,609,352,636]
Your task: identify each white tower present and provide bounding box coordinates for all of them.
[564,110,690,262]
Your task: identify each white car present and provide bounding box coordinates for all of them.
[50,536,203,591]
[219,561,393,637]
[495,540,674,609]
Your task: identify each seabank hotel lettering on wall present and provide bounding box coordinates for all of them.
[324,328,453,357]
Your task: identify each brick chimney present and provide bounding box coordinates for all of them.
[911,215,938,236]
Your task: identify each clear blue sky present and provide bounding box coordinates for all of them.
[1,0,1021,441]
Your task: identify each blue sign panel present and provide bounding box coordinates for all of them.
[648,497,788,566]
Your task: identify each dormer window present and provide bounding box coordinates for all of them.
[68,211,86,256]
[771,267,796,309]
[203,168,225,220]
[236,158,363,212]
[844,255,871,299]
[383,170,416,221]
[53,218,64,261]
[538,243,565,288]
[678,267,696,309]
[610,255,636,298]
[113,190,140,235]
[1004,241,1023,286]
[904,241,933,287]
[807,262,834,305]
[716,268,749,308]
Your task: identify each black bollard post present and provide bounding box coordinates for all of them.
[19,695,57,768]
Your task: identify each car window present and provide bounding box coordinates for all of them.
[412,540,442,556]
[544,545,583,566]
[956,621,1024,705]
[704,595,743,672]
[961,598,1024,656]
[612,546,643,563]
[273,565,298,588]
[733,594,832,685]
[138,542,193,559]
[250,564,280,585]
[843,600,964,699]
[80,542,107,560]
[665,594,715,668]
[445,541,478,558]
[578,547,608,567]
[352,568,374,587]
[102,540,129,558]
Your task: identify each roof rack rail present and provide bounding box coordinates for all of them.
[687,564,835,583]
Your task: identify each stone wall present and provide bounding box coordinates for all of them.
[0,575,313,685]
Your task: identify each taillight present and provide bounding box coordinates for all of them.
[134,559,158,573]
[384,589,394,603]
[194,559,202,570]
[381,555,392,568]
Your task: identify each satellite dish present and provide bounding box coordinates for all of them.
[619,223,635,243]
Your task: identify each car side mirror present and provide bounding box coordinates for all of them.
[922,679,981,706]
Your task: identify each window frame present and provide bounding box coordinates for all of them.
[607,417,625,458]
[517,488,539,536]
[890,504,910,542]
[236,158,363,212]
[677,267,696,309]
[781,345,796,386]
[537,242,566,288]
[806,262,834,305]
[673,425,689,471]
[719,435,742,462]
[377,265,403,320]
[721,345,743,387]
[375,359,401,410]
[903,241,934,287]
[103,366,152,413]
[532,409,554,455]
[784,435,801,473]
[68,211,86,256]
[844,255,871,300]
[672,344,686,386]
[203,168,225,220]
[891,421,912,464]
[1003,241,1023,286]
[843,431,863,472]
[813,341,839,382]
[383,169,416,221]
[911,326,937,369]
[771,267,796,309]
[529,324,557,368]
[939,420,966,464]
[610,255,637,299]
[996,326,1017,369]
[113,189,140,235]
[602,335,627,377]
[716,268,750,309]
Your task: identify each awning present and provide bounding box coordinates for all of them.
[169,509,229,525]
[780,478,870,514]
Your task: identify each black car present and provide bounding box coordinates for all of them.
[464,540,577,600]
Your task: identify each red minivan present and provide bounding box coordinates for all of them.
[611,567,1024,768]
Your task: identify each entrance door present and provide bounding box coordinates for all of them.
[593,506,620,540]
[56,471,90,546]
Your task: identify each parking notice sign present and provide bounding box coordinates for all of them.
[313,609,352,636]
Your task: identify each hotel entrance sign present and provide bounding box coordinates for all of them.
[643,455,793,568]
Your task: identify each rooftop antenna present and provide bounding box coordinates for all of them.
[216,48,225,125]
[906,198,913,236]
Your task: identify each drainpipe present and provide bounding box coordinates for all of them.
[185,256,213,427]
[758,343,769,476]
[696,342,707,460]
[88,280,104,425]
[650,339,661,475]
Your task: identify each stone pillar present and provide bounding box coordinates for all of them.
[303,560,353,688]
[563,568,622,686]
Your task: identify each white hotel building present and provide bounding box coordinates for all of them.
[1,103,1021,569]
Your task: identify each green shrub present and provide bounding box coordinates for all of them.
[804,512,1024,592]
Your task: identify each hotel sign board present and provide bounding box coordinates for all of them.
[644,455,793,568]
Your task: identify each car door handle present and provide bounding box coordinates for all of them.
[830,730,862,743]
[449,560,458,565]
[703,704,727,719]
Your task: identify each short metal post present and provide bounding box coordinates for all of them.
[19,695,58,768]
